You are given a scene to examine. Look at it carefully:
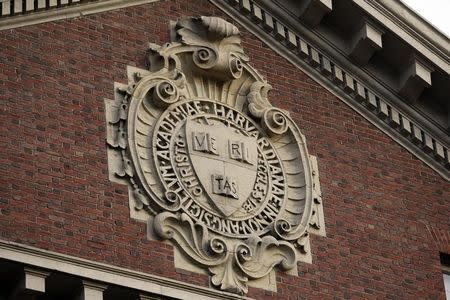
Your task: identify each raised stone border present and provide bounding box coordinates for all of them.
[211,0,450,181]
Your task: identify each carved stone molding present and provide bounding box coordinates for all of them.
[105,16,325,295]
[0,0,162,31]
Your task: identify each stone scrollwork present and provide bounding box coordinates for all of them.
[247,81,272,118]
[155,211,297,295]
[261,107,289,136]
[152,80,179,108]
[105,16,326,294]
[154,212,229,266]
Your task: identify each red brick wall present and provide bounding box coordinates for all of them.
[1,0,449,299]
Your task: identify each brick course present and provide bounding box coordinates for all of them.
[0,0,449,299]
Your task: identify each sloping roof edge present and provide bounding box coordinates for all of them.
[353,0,450,75]
[209,0,450,181]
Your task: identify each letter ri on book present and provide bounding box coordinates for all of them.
[192,131,253,165]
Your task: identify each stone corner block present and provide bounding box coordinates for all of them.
[349,20,384,65]
[399,58,433,103]
[298,0,332,27]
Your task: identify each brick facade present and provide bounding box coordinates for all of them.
[1,0,449,299]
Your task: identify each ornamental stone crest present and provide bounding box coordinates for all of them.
[105,16,325,295]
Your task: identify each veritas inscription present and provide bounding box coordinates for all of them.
[153,100,285,236]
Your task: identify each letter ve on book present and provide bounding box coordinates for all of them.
[193,131,218,155]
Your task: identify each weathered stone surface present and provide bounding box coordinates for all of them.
[349,20,383,65]
[399,58,433,103]
[298,0,332,27]
[9,267,50,299]
[77,281,107,300]
[105,16,324,295]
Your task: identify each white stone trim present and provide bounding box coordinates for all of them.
[0,239,250,300]
[78,281,108,300]
[352,0,450,75]
[259,0,449,144]
[210,0,450,181]
[0,0,161,31]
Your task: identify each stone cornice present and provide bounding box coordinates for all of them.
[0,0,160,30]
[353,0,450,75]
[209,0,450,181]
[0,239,249,300]
[260,0,450,143]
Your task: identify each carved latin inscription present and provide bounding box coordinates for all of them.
[193,132,218,155]
[212,174,238,198]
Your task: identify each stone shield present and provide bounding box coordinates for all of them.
[185,118,258,217]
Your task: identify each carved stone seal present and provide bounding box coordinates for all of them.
[105,16,325,295]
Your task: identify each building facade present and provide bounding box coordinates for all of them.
[1,0,449,299]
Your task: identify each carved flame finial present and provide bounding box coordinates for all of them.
[200,16,240,39]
